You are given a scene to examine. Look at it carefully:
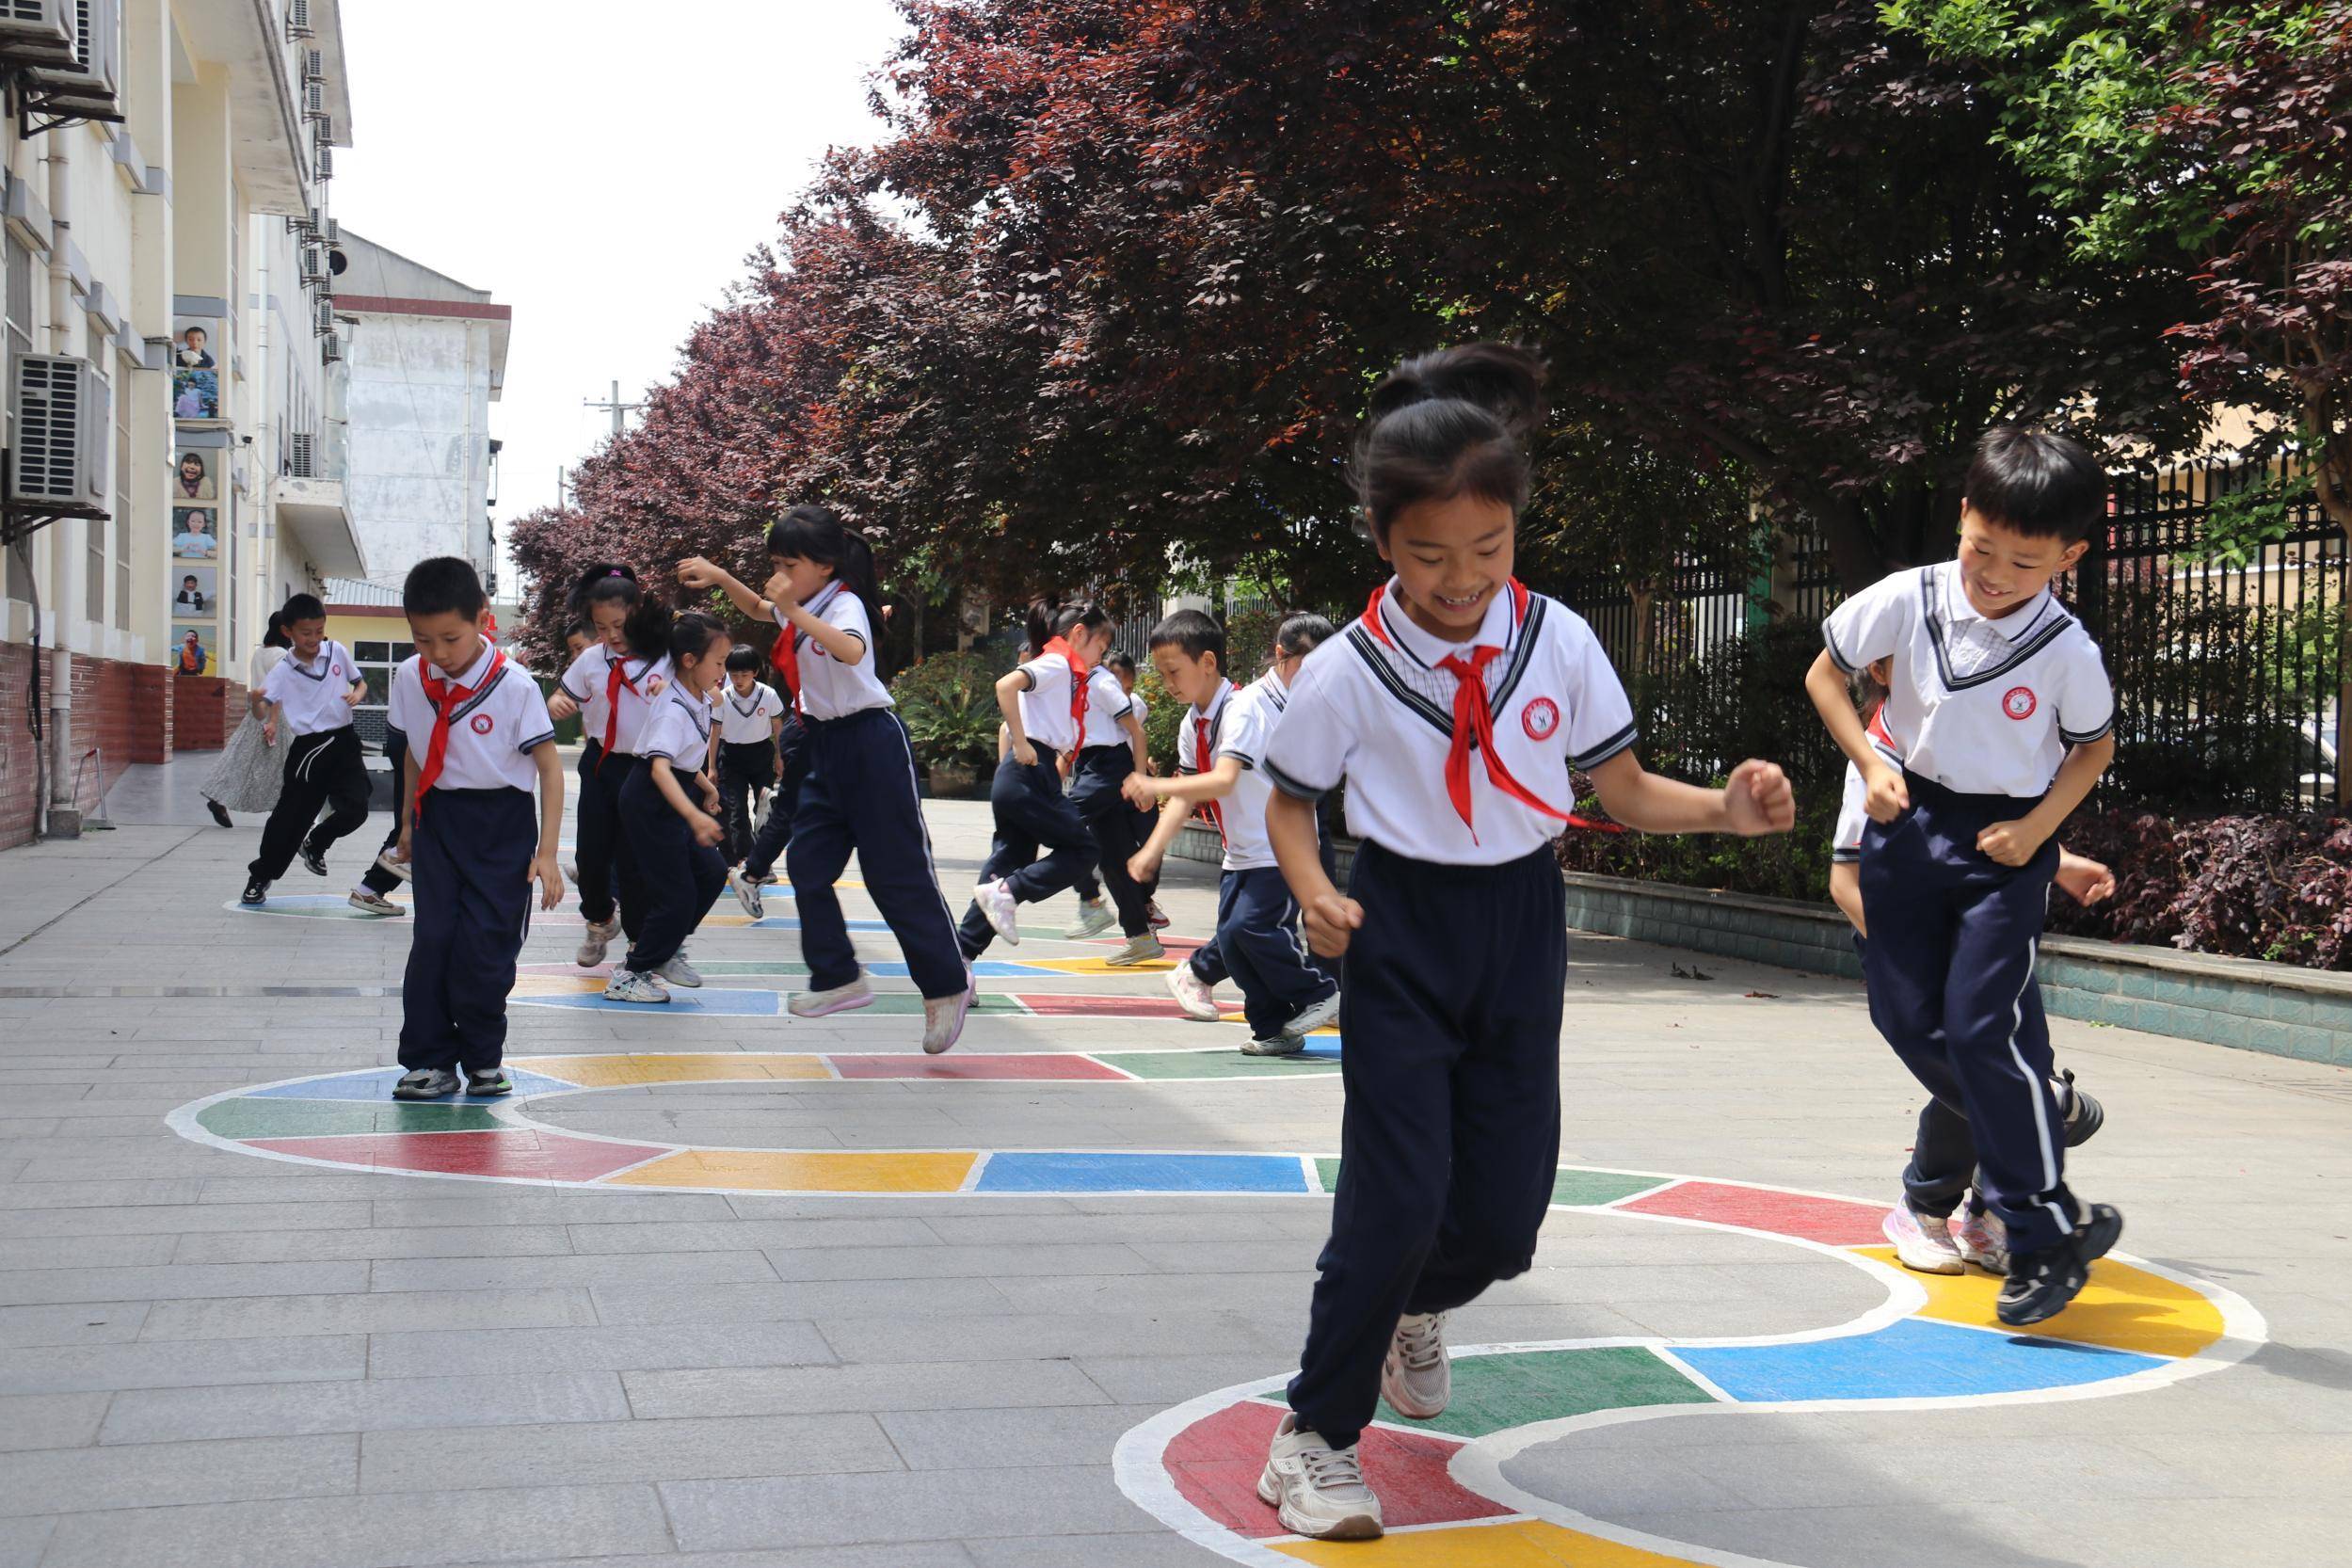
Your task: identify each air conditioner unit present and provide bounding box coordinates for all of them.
[313,295,335,336]
[319,335,342,366]
[313,144,332,182]
[289,432,316,479]
[23,0,122,119]
[0,0,76,62]
[303,79,327,120]
[299,243,328,284]
[286,0,311,40]
[8,353,109,514]
[319,216,339,247]
[302,45,322,81]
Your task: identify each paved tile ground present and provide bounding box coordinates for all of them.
[0,755,2347,1567]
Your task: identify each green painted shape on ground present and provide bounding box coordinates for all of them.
[1549,1168,1674,1207]
[1099,1050,1343,1080]
[198,1097,506,1140]
[1377,1345,1710,1438]
[1316,1158,1343,1193]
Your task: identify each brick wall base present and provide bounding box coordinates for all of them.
[1,640,188,851]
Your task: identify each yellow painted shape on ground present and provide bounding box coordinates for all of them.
[509,976,609,998]
[1218,1012,1338,1035]
[504,1054,830,1087]
[606,1147,975,1192]
[1851,1244,2225,1359]
[1027,957,1178,975]
[1272,1518,1699,1566]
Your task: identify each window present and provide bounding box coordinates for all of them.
[350,637,411,748]
[113,365,131,630]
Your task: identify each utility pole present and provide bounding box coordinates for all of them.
[583,379,643,438]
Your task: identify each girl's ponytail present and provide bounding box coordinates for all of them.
[1023,600,1054,660]
[570,562,643,622]
[621,591,674,660]
[1352,342,1549,542]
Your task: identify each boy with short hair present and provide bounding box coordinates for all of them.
[1128,610,1339,1053]
[387,557,565,1100]
[713,646,787,868]
[241,593,372,906]
[1806,425,2122,1326]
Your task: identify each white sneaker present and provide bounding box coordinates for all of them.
[602,968,670,1004]
[1164,964,1220,1022]
[973,879,1021,945]
[790,974,874,1019]
[728,865,765,920]
[922,973,976,1055]
[657,952,703,989]
[1382,1311,1450,1418]
[1282,990,1341,1038]
[1955,1201,2011,1275]
[347,889,404,917]
[576,917,619,968]
[1063,896,1115,938]
[374,848,413,883]
[1103,932,1164,968]
[1882,1199,1965,1274]
[1241,1034,1302,1057]
[1257,1414,1382,1542]
[1146,900,1170,931]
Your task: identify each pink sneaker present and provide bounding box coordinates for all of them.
[1955,1203,2010,1275]
[1882,1199,1963,1274]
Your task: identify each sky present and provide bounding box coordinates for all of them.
[330,0,911,575]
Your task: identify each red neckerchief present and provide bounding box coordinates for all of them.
[1191,682,1238,844]
[768,625,799,699]
[599,648,644,769]
[1042,635,1091,774]
[414,645,504,818]
[1361,579,1617,841]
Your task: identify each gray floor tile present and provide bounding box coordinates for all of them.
[622,1358,1110,1419]
[0,1392,110,1451]
[0,1432,356,1515]
[361,1412,901,1492]
[365,1321,836,1379]
[101,1373,632,1443]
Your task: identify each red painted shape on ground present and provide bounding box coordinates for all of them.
[1016,993,1192,1018]
[1615,1179,1887,1246]
[827,1053,1127,1081]
[1162,1400,1508,1539]
[245,1130,664,1181]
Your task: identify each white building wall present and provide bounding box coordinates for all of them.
[345,310,494,584]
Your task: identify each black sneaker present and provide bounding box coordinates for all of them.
[2057,1069,2104,1148]
[1997,1204,2122,1326]
[298,842,329,877]
[239,876,269,906]
[392,1068,460,1101]
[206,799,232,828]
[464,1066,513,1096]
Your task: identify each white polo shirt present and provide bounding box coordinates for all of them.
[1015,649,1085,754]
[639,687,715,770]
[1209,669,1302,872]
[1078,665,1136,750]
[1823,560,2113,800]
[1830,706,1907,863]
[775,584,892,722]
[1128,690,1149,732]
[558,644,672,755]
[1264,580,1637,866]
[262,639,362,738]
[385,643,557,794]
[717,680,786,745]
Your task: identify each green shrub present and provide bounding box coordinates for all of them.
[892,652,1000,771]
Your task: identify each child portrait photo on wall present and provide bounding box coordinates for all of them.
[173,509,217,557]
[175,449,216,501]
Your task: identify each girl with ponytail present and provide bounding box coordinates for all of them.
[680,505,975,1055]
[952,600,1112,962]
[545,564,673,972]
[1248,344,1797,1542]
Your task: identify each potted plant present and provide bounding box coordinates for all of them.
[892,652,1000,796]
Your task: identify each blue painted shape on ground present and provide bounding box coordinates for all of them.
[1673,1314,2168,1403]
[850,961,1037,979]
[975,1150,1310,1194]
[1296,1038,1342,1059]
[509,988,785,1017]
[745,917,890,932]
[243,1067,584,1101]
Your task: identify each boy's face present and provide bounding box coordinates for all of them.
[1955,505,2088,620]
[566,632,591,659]
[288,616,328,660]
[1152,646,1224,710]
[182,577,197,590]
[729,667,758,695]
[407,608,488,680]
[1378,492,1516,641]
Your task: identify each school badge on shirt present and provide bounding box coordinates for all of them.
[1522,696,1560,741]
[470,713,494,735]
[2002,686,2038,721]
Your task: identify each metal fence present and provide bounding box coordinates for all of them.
[1559,455,2346,816]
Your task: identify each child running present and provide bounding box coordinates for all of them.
[602,609,728,1004]
[1065,636,1163,967]
[547,566,670,973]
[385,558,564,1098]
[956,603,1111,958]
[1128,611,1340,1054]
[239,594,372,906]
[1808,429,2123,1325]
[713,646,787,867]
[680,506,974,1053]
[1252,344,1794,1542]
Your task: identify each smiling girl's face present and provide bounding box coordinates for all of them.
[1378,491,1515,642]
[680,636,733,696]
